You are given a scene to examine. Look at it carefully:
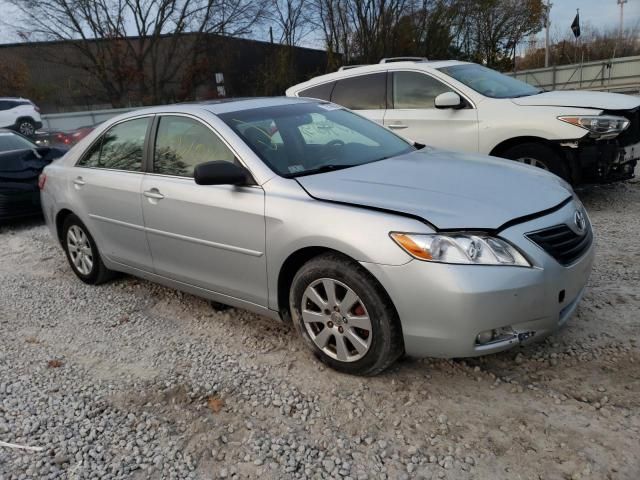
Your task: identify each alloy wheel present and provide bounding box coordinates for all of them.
[301,278,372,362]
[67,225,94,276]
[515,156,550,170]
[18,122,35,137]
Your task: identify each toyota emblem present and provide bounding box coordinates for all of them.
[574,210,586,234]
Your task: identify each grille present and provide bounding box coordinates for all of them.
[526,224,593,266]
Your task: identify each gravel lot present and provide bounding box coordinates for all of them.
[1,177,639,480]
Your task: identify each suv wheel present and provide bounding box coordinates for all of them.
[289,253,403,376]
[17,118,36,137]
[62,214,114,284]
[503,142,569,180]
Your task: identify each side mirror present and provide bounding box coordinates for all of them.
[194,161,251,186]
[435,92,464,109]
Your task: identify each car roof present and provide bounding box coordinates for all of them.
[115,96,319,118]
[287,59,470,93]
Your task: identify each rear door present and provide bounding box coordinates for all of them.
[383,70,479,152]
[330,73,387,125]
[71,115,154,270]
[140,114,268,306]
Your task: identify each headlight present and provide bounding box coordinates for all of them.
[390,232,531,266]
[558,115,629,139]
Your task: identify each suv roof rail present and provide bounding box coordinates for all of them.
[379,57,428,64]
[338,64,369,71]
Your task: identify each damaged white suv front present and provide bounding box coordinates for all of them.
[287,60,639,185]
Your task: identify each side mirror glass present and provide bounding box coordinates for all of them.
[435,92,464,109]
[194,161,251,186]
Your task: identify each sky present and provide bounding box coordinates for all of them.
[546,0,640,37]
[0,0,638,47]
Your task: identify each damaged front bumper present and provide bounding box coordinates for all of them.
[561,138,638,184]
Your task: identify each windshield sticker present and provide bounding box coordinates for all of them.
[317,102,342,111]
[288,165,305,173]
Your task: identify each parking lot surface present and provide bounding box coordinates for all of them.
[1,178,639,480]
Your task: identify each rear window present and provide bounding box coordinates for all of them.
[298,82,335,101]
[331,73,386,110]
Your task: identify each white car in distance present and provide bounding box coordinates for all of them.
[287,58,639,185]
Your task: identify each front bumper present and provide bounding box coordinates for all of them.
[362,199,594,358]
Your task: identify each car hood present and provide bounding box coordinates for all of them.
[296,149,573,230]
[511,90,640,110]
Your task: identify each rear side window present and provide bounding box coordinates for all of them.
[392,71,452,109]
[298,82,335,101]
[331,73,386,110]
[153,115,236,177]
[76,117,150,171]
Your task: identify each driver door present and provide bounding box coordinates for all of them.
[141,114,268,306]
[383,70,479,152]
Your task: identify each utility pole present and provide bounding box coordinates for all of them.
[618,0,627,39]
[544,1,552,68]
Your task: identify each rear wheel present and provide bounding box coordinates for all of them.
[62,214,114,284]
[502,142,569,180]
[289,253,403,376]
[17,118,36,137]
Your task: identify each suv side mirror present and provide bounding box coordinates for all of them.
[435,92,464,109]
[194,161,251,186]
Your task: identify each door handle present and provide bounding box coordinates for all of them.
[73,177,86,186]
[143,189,165,200]
[388,124,408,130]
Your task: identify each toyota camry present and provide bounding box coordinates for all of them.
[40,98,594,375]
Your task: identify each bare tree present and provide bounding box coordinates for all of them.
[5,0,267,106]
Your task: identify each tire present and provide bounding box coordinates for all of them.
[62,214,114,284]
[17,118,36,137]
[289,252,404,376]
[502,142,569,180]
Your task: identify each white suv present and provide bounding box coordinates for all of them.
[0,97,43,137]
[287,58,640,184]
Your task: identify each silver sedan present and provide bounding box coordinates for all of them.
[40,98,594,375]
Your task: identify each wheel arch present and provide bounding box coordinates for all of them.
[55,208,75,245]
[276,246,401,328]
[489,136,563,158]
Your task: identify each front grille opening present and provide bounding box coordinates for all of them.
[526,224,592,266]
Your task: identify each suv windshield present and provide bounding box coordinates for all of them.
[439,64,542,99]
[218,102,414,177]
[0,131,36,152]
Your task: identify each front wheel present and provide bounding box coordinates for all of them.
[62,214,114,284]
[289,253,403,376]
[502,142,569,181]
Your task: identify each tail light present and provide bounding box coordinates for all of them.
[38,173,47,190]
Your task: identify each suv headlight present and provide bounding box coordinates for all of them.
[390,232,531,266]
[558,115,630,139]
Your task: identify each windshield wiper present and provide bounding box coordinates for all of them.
[290,164,355,178]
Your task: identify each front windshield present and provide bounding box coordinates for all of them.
[218,103,414,177]
[439,64,541,99]
[0,131,35,152]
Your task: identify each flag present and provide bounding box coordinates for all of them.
[571,11,580,38]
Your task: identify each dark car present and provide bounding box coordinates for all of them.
[0,129,67,221]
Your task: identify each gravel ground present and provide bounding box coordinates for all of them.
[1,178,639,480]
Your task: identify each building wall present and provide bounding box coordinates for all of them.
[0,35,330,113]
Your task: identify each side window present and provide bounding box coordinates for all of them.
[331,73,386,110]
[392,71,452,109]
[76,137,102,168]
[298,82,335,101]
[0,101,8,111]
[154,116,236,177]
[76,117,149,171]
